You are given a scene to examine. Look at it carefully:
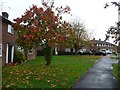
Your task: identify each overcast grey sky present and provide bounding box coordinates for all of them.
[0,0,119,43]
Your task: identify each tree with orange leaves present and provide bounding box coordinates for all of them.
[13,1,70,65]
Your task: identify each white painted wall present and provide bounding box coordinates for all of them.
[11,46,14,62]
[5,44,8,63]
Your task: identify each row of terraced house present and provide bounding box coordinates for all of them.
[87,38,117,52]
[0,12,118,65]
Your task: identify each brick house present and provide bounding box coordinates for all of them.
[52,38,117,55]
[0,12,36,65]
[0,12,17,65]
[87,38,117,52]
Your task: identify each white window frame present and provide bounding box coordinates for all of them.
[17,46,24,53]
[0,44,2,57]
[28,48,33,55]
[8,24,14,34]
[65,48,71,52]
[97,44,99,47]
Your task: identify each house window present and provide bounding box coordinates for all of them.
[28,48,33,55]
[17,46,24,53]
[0,44,2,57]
[65,48,71,52]
[91,44,94,47]
[96,44,98,46]
[98,44,100,46]
[101,44,103,47]
[8,24,14,34]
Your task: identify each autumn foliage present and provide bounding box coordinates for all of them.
[13,1,70,65]
[104,1,120,52]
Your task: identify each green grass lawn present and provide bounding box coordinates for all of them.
[111,56,120,60]
[111,55,120,87]
[2,55,100,88]
[112,63,120,87]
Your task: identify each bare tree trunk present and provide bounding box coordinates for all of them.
[118,42,120,63]
[24,49,28,60]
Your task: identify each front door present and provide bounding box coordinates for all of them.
[8,45,12,63]
[6,44,14,64]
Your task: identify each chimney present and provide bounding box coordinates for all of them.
[2,12,9,19]
[93,38,95,40]
[99,39,101,41]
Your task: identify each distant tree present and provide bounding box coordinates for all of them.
[71,22,89,54]
[61,21,89,54]
[13,0,70,65]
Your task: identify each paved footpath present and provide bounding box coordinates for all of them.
[71,55,119,89]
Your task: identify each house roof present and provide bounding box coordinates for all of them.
[94,40,116,46]
[0,15,12,25]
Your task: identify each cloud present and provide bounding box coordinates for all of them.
[1,0,118,42]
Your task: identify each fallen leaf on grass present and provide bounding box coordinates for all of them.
[47,79,51,82]
[17,78,19,80]
[41,72,45,75]
[26,76,30,80]
[23,70,27,73]
[6,85,10,88]
[61,83,66,86]
[52,74,56,77]
[64,78,68,81]
[22,80,29,84]
[51,83,56,87]
[10,72,13,74]
[35,77,41,80]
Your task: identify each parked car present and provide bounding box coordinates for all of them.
[82,50,93,55]
[77,49,93,55]
[105,50,112,54]
[92,50,106,56]
[77,49,84,55]
[100,49,112,54]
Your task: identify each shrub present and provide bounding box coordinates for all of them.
[13,49,26,63]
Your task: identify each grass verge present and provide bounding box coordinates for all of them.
[2,55,100,88]
[112,63,120,88]
[111,56,120,60]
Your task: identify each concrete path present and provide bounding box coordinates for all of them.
[72,55,119,89]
